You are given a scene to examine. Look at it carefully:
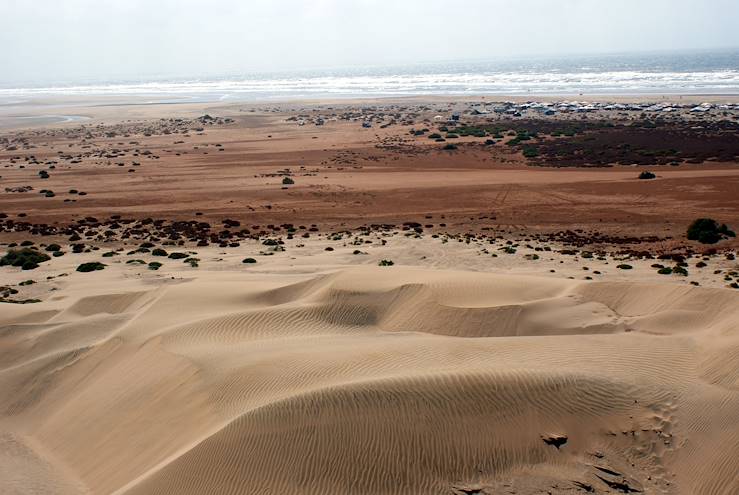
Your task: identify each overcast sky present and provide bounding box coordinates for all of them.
[1,0,738,85]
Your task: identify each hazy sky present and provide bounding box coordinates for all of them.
[2,0,738,85]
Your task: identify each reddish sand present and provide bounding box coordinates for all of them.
[0,100,737,252]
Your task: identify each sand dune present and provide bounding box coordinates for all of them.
[1,266,738,494]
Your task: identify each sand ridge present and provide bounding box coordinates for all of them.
[1,263,738,494]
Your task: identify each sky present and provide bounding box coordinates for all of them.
[1,0,738,85]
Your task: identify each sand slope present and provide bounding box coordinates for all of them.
[1,266,738,494]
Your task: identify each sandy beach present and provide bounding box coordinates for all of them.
[1,95,738,494]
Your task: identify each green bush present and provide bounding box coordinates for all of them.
[0,248,51,270]
[242,257,257,264]
[687,218,735,244]
[282,177,295,185]
[638,171,656,180]
[152,248,168,256]
[673,265,689,276]
[617,264,633,270]
[148,262,162,270]
[76,262,106,273]
[522,146,539,158]
[168,252,189,259]
[378,259,394,266]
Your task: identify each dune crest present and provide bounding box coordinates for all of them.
[1,266,738,494]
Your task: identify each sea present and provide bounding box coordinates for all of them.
[1,50,738,103]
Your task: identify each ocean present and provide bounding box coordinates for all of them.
[1,50,738,102]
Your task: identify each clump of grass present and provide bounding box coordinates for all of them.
[76,262,106,273]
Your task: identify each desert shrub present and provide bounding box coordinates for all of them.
[657,267,673,275]
[378,259,394,266]
[102,251,118,257]
[673,265,689,276]
[45,244,61,252]
[638,171,656,180]
[0,248,51,270]
[168,252,189,259]
[126,259,146,265]
[687,218,735,244]
[76,262,106,273]
[282,177,295,185]
[242,257,257,264]
[148,262,162,270]
[151,248,168,256]
[522,146,539,158]
[19,280,35,286]
[443,143,457,150]
[617,264,633,270]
